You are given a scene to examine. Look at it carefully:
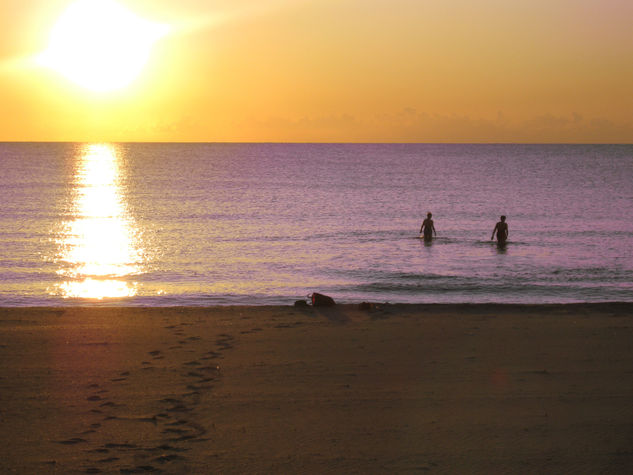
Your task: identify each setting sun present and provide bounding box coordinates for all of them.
[38,0,169,92]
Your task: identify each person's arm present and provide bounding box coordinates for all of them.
[432,222,437,236]
[491,223,498,240]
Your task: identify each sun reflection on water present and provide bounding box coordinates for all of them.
[54,143,143,299]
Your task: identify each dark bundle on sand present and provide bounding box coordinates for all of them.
[295,293,337,307]
[310,293,336,307]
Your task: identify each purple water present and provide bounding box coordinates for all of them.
[1,142,632,305]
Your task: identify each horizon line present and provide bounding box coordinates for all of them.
[1,140,632,146]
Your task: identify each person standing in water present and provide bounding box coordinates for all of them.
[491,215,508,244]
[420,212,436,242]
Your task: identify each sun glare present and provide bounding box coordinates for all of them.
[54,144,144,299]
[38,0,169,92]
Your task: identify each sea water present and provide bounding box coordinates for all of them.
[1,142,632,305]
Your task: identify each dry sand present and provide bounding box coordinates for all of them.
[1,303,633,474]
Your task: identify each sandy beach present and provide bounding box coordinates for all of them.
[1,303,633,473]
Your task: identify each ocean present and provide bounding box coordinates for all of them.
[1,142,632,306]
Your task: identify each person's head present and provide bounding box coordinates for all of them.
[427,212,432,218]
[500,215,506,222]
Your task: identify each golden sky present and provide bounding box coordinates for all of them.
[0,0,631,142]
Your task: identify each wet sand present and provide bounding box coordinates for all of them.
[1,303,633,474]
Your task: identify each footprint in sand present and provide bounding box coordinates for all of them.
[162,427,188,435]
[119,465,157,473]
[152,443,187,453]
[87,448,109,454]
[57,437,87,445]
[215,334,234,350]
[161,422,206,441]
[165,419,188,426]
[186,383,213,391]
[104,442,137,449]
[155,454,185,464]
[200,364,220,373]
[201,350,222,360]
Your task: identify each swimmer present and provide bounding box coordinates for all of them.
[491,215,508,244]
[420,212,437,242]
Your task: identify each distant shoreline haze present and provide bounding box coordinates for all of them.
[1,141,632,145]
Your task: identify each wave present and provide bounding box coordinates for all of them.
[350,279,633,299]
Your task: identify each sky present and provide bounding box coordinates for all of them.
[0,0,631,143]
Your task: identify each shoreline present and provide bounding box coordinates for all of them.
[1,300,633,309]
[2,303,633,473]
